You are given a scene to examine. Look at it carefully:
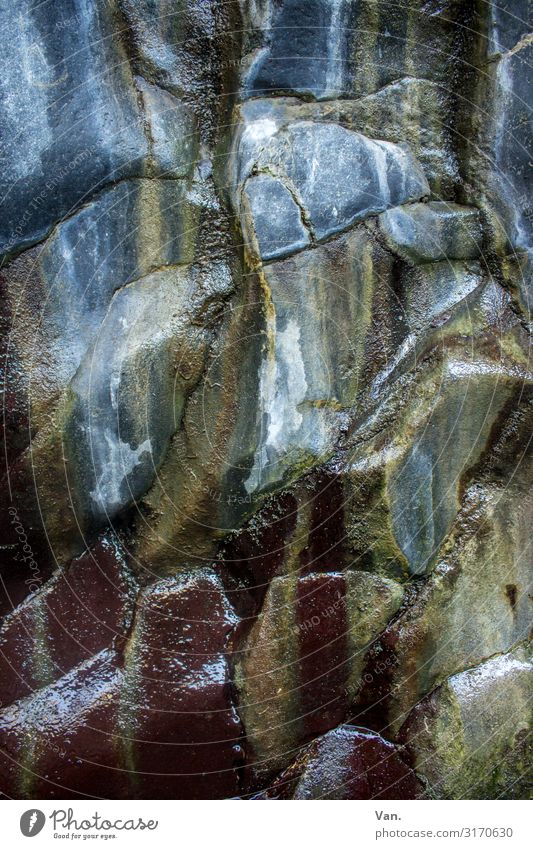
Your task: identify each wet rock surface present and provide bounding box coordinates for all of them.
[258,725,423,799]
[0,0,531,800]
[235,119,429,252]
[398,647,533,799]
[378,203,483,264]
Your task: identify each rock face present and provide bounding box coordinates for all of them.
[398,647,533,799]
[236,120,429,256]
[258,725,423,799]
[0,0,531,800]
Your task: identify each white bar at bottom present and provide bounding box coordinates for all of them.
[3,799,532,849]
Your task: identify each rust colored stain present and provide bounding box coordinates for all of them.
[296,573,349,740]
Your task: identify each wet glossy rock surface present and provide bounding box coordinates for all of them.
[258,726,423,800]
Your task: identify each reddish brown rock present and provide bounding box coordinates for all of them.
[220,469,349,615]
[0,568,244,800]
[119,568,244,799]
[237,570,403,787]
[297,471,348,574]
[296,573,350,739]
[259,725,423,799]
[221,491,299,614]
[0,648,128,799]
[0,533,137,708]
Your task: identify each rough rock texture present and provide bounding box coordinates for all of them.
[0,0,531,800]
[258,725,424,799]
[398,647,533,799]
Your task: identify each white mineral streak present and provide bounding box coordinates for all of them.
[372,140,392,205]
[90,431,152,510]
[450,652,532,704]
[446,360,521,379]
[5,11,55,180]
[241,0,273,30]
[243,117,278,147]
[371,333,417,397]
[238,116,279,184]
[325,0,345,97]
[496,57,532,259]
[245,318,307,492]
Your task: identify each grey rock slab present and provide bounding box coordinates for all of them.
[243,0,476,101]
[119,0,239,147]
[136,77,199,178]
[338,78,459,195]
[242,227,382,495]
[68,259,234,526]
[69,271,189,525]
[379,202,483,264]
[258,123,430,242]
[403,262,483,328]
[35,179,198,390]
[488,1,532,55]
[0,0,148,258]
[242,174,310,260]
[475,6,533,320]
[388,359,523,575]
[244,0,351,101]
[235,120,430,257]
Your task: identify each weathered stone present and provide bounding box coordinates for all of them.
[136,77,199,178]
[119,569,243,799]
[0,0,148,258]
[338,79,459,195]
[399,261,483,333]
[0,533,136,708]
[237,570,403,784]
[119,0,240,146]
[0,0,532,804]
[242,174,310,260]
[0,568,245,800]
[399,647,533,799]
[241,228,383,495]
[125,258,262,573]
[0,649,127,799]
[379,203,483,264]
[244,0,350,101]
[473,10,533,319]
[346,353,531,577]
[259,725,423,799]
[243,0,476,102]
[235,120,429,251]
[352,403,533,733]
[1,178,200,439]
[233,82,458,195]
[68,267,216,525]
[3,250,235,558]
[488,1,532,55]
